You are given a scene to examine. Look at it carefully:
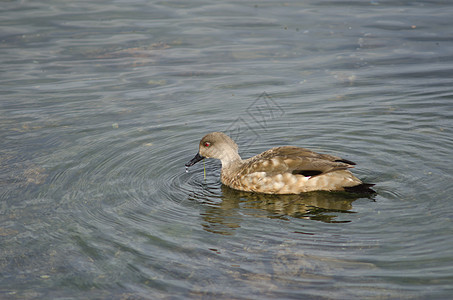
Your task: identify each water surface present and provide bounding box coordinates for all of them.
[1,0,453,299]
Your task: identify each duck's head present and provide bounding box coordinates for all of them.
[185,132,240,167]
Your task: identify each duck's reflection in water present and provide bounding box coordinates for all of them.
[194,185,374,235]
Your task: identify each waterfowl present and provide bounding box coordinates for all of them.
[185,132,374,194]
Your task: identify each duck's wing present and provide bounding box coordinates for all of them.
[241,146,355,177]
[263,146,356,164]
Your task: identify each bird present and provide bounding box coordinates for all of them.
[185,132,375,194]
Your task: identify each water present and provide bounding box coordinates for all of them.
[1,0,453,299]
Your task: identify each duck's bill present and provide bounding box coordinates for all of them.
[185,153,205,167]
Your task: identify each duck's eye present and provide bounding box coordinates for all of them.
[204,142,211,147]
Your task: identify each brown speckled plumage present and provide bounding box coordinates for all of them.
[185,132,374,194]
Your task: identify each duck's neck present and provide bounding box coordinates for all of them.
[219,149,241,166]
[219,151,242,184]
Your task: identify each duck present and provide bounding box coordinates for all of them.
[185,132,375,194]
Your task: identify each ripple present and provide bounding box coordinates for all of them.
[2,0,453,298]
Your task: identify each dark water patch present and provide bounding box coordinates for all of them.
[1,0,453,298]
